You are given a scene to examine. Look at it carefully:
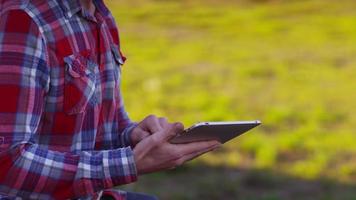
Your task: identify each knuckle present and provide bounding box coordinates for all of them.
[144,115,152,122]
[173,122,184,132]
[147,114,157,120]
[159,117,168,125]
[150,135,161,145]
[159,117,167,121]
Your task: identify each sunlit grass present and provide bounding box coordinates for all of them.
[108,0,356,189]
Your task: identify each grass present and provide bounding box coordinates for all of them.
[107,0,356,199]
[121,166,356,200]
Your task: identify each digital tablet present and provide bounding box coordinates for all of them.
[170,120,261,144]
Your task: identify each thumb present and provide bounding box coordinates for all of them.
[157,122,184,142]
[131,128,150,146]
[133,127,168,161]
[133,123,184,161]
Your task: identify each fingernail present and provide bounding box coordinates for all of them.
[174,122,184,129]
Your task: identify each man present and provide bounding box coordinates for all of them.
[0,0,220,199]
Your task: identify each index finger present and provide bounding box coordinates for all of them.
[151,122,184,144]
[145,115,163,133]
[172,140,221,156]
[138,122,184,152]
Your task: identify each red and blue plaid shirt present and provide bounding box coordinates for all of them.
[0,0,138,199]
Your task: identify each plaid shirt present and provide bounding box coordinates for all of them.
[0,0,138,199]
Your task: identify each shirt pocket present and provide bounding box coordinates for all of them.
[63,53,97,114]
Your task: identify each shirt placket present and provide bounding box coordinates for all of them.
[84,11,112,149]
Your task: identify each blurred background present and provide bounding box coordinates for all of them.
[107,0,356,199]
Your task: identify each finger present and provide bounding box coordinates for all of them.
[175,144,220,166]
[174,140,221,156]
[133,123,180,161]
[133,132,163,161]
[145,115,163,133]
[158,122,185,142]
[173,122,184,133]
[133,129,150,144]
[140,122,184,148]
[158,117,169,128]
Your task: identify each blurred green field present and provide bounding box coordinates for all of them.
[107,0,356,199]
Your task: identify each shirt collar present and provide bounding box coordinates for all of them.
[58,0,82,18]
[58,0,109,19]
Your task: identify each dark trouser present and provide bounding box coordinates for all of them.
[101,192,158,200]
[126,192,158,200]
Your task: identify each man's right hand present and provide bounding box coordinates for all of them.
[130,115,169,146]
[133,122,221,174]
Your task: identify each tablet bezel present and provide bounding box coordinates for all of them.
[170,120,261,144]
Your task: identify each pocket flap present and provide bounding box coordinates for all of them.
[64,53,95,78]
[111,44,126,65]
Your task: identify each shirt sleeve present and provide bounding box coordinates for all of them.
[117,96,138,148]
[0,9,137,200]
[108,21,137,148]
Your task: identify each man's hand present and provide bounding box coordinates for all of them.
[133,122,221,174]
[131,115,170,146]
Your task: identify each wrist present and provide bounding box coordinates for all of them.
[122,122,139,147]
